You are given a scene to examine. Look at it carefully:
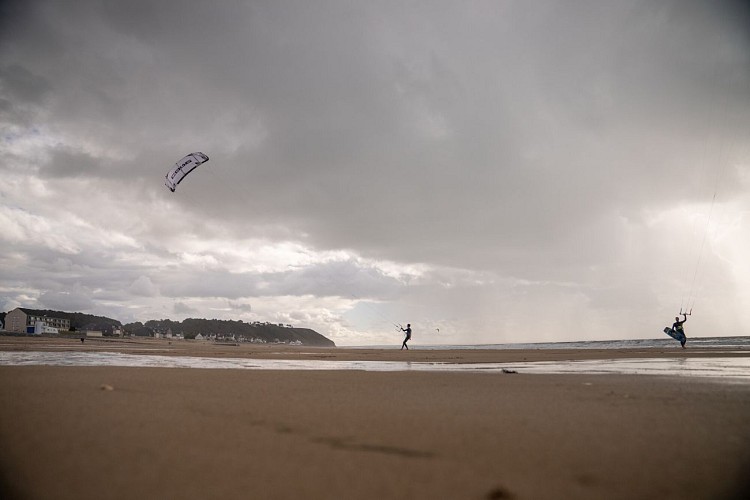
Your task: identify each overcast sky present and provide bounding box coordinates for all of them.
[1,0,748,345]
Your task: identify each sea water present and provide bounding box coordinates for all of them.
[354,336,750,350]
[1,338,749,381]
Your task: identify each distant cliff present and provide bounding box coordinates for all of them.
[124,318,336,347]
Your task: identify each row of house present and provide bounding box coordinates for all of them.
[152,329,184,340]
[191,334,302,345]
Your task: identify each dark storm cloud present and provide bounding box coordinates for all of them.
[7,2,747,243]
[133,0,746,276]
[0,64,51,127]
[0,64,51,106]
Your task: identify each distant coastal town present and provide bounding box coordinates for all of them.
[0,307,335,347]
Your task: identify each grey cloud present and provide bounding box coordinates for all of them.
[158,270,258,300]
[0,64,52,105]
[38,287,95,312]
[158,259,402,301]
[129,276,159,297]
[1,0,748,343]
[38,146,101,179]
[173,302,198,315]
[227,301,252,314]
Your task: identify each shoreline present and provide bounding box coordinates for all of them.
[1,336,748,363]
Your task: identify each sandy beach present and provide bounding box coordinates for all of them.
[1,338,749,499]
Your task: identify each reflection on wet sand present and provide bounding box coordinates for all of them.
[1,351,749,380]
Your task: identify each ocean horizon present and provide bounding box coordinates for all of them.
[347,335,750,350]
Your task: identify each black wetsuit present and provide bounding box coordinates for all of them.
[401,326,411,350]
[672,315,687,347]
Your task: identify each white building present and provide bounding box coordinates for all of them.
[33,321,59,334]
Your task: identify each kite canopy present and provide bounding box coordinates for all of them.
[165,152,209,192]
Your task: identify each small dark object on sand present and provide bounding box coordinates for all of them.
[502,368,518,374]
[486,485,515,499]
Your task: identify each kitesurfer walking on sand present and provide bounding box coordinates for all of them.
[673,313,688,348]
[400,324,412,350]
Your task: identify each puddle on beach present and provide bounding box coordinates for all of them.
[0,351,749,381]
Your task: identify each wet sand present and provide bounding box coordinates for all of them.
[0,335,747,363]
[1,337,749,499]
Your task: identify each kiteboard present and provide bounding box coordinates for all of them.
[663,326,686,344]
